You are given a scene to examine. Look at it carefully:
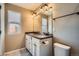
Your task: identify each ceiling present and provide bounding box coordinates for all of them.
[12,3,42,11]
[12,3,79,17]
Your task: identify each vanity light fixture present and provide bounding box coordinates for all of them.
[32,11,36,17]
[32,3,53,17]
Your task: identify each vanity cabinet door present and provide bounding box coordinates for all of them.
[29,37,32,53]
[32,37,40,56]
[31,37,35,55]
[26,35,31,51]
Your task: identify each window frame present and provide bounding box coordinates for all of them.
[7,10,21,35]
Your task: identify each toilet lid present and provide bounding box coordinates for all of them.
[54,43,71,49]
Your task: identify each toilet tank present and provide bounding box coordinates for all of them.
[54,43,71,56]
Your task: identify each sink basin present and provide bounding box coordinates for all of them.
[28,32,52,39]
[35,35,47,38]
[29,33,47,38]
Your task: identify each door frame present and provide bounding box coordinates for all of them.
[0,3,5,55]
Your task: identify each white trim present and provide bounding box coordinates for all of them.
[4,48,25,55]
[0,3,5,56]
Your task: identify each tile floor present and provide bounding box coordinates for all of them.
[4,48,32,56]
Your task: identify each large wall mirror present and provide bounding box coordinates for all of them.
[41,14,53,34]
[41,15,48,33]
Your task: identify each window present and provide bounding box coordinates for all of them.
[8,10,21,35]
[42,16,48,33]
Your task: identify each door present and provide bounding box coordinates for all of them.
[32,37,40,56]
[26,35,32,53]
[29,36,32,53]
[31,37,35,55]
[33,43,40,56]
[26,35,30,51]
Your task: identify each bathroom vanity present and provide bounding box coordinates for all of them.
[25,32,53,56]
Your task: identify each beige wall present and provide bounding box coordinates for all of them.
[5,3,34,52]
[33,15,42,32]
[53,3,79,56]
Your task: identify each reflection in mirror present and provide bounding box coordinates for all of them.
[41,14,53,34]
[48,16,53,34]
[42,15,48,33]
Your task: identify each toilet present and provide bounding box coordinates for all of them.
[54,43,71,56]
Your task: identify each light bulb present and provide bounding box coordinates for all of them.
[49,7,53,12]
[32,13,36,17]
[40,8,43,13]
[44,5,48,10]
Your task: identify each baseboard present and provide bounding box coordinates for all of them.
[4,48,25,55]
